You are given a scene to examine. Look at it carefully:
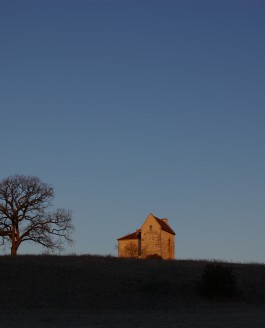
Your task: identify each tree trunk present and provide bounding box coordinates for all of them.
[11,224,18,256]
[11,245,17,256]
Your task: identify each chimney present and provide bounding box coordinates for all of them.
[161,218,168,223]
[136,229,141,236]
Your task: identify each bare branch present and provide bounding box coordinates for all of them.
[0,175,74,255]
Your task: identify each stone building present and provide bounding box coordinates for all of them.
[117,213,175,259]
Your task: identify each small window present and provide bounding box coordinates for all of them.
[149,225,152,230]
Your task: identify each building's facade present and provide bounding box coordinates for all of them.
[117,213,175,259]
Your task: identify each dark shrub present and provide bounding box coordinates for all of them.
[199,263,237,299]
[146,254,162,260]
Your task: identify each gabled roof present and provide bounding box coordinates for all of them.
[153,215,176,235]
[117,231,140,241]
[117,214,175,240]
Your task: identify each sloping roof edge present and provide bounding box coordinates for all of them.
[153,215,176,235]
[117,231,140,241]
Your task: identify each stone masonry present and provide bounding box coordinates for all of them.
[117,213,175,260]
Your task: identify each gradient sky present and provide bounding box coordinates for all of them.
[1,0,265,262]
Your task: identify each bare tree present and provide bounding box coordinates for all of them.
[0,175,74,256]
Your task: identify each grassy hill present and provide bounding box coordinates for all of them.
[0,255,265,311]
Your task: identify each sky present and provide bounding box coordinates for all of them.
[0,0,265,262]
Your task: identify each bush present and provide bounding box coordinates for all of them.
[146,254,162,260]
[199,263,237,299]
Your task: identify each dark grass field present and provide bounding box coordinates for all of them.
[0,255,265,327]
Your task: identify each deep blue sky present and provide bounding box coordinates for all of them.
[1,0,265,262]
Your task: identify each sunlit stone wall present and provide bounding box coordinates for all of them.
[141,215,162,258]
[161,230,175,259]
[118,239,139,258]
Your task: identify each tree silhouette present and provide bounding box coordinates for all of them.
[124,242,138,258]
[0,175,74,256]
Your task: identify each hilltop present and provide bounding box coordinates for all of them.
[0,255,264,327]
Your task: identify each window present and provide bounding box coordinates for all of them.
[168,239,171,252]
[149,225,152,230]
